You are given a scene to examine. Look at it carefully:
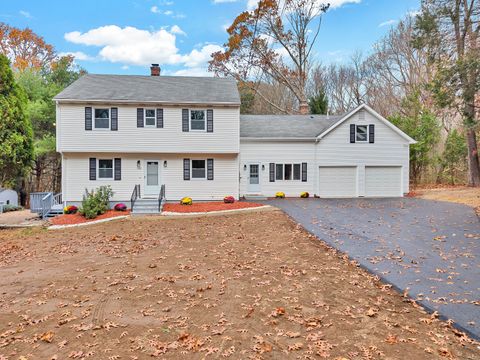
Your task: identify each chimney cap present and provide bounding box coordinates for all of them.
[151,63,159,67]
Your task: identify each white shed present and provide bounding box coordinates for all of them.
[0,188,18,207]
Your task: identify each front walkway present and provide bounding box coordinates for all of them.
[266,197,480,340]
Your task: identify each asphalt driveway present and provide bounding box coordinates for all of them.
[266,197,480,340]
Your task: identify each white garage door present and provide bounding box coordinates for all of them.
[318,166,357,198]
[365,166,402,197]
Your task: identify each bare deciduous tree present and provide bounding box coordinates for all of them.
[210,0,329,114]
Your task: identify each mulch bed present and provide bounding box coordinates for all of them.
[163,201,264,213]
[49,210,130,225]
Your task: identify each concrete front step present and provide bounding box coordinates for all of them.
[131,210,161,215]
[244,194,268,201]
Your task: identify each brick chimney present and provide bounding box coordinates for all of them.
[150,64,161,76]
[299,101,309,115]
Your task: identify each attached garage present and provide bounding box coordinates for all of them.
[318,166,357,198]
[365,166,402,197]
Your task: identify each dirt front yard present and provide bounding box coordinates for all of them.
[0,209,478,359]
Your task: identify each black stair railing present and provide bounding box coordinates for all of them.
[131,184,140,210]
[158,184,165,212]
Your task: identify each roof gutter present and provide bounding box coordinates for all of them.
[240,137,317,142]
[53,98,241,107]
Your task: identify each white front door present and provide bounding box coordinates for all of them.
[247,163,261,193]
[144,160,161,196]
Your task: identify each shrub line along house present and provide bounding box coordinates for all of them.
[54,64,415,213]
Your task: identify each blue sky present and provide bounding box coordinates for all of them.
[1,0,420,76]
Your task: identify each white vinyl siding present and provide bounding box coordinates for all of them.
[318,166,357,198]
[365,166,402,197]
[57,104,240,153]
[316,109,410,195]
[239,141,315,197]
[62,153,239,203]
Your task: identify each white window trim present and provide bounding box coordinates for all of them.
[191,159,207,180]
[189,109,207,132]
[97,158,114,180]
[275,163,302,181]
[145,108,157,128]
[355,125,368,142]
[93,108,110,130]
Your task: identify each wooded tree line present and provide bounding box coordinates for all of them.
[211,0,479,186]
[0,22,84,205]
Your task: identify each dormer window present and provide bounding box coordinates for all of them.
[190,110,206,131]
[94,108,110,129]
[145,109,156,127]
[356,125,368,142]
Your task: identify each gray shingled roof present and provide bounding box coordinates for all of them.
[54,74,240,105]
[240,114,344,138]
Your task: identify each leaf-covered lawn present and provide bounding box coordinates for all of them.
[415,186,480,209]
[0,209,478,359]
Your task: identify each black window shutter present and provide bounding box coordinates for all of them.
[183,158,190,180]
[157,108,163,128]
[85,107,92,130]
[182,109,189,132]
[207,159,214,180]
[89,158,96,180]
[207,109,213,133]
[302,162,308,182]
[114,158,121,180]
[111,107,118,131]
[369,124,375,143]
[137,108,144,128]
[350,124,355,143]
[269,163,275,182]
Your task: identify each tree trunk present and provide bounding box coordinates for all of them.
[466,128,480,186]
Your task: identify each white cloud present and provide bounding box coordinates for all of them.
[247,0,258,10]
[64,25,222,74]
[327,0,361,9]
[181,44,223,68]
[19,10,32,18]
[170,25,186,36]
[173,67,213,76]
[151,5,184,18]
[58,51,93,61]
[378,19,397,27]
[65,26,182,65]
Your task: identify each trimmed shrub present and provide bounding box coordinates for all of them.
[275,192,285,198]
[80,185,114,219]
[224,196,235,204]
[114,203,127,211]
[180,197,192,205]
[300,192,309,198]
[63,205,78,214]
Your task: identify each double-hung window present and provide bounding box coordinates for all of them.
[190,110,206,131]
[356,125,368,142]
[145,109,156,127]
[98,159,113,179]
[275,163,302,181]
[191,160,206,179]
[94,108,110,129]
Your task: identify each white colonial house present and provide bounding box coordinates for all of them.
[53,65,415,213]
